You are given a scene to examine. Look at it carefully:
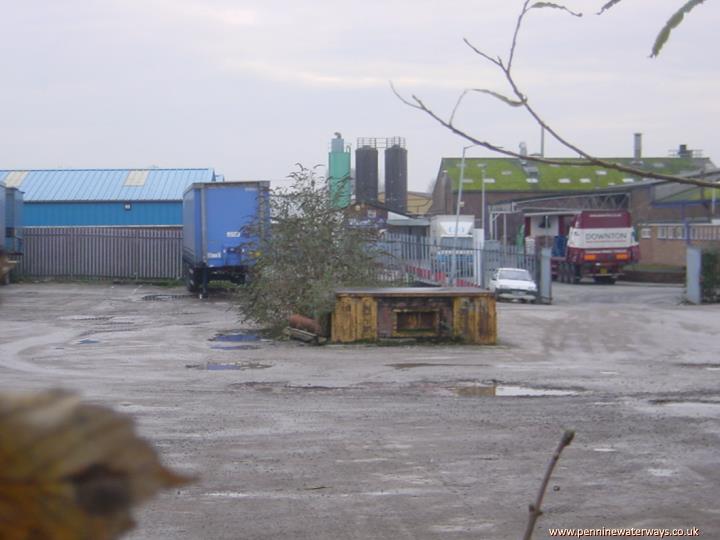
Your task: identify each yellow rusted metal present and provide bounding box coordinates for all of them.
[331,288,496,345]
[331,295,377,343]
[452,295,497,345]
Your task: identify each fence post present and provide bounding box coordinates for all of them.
[473,229,484,287]
[686,246,702,304]
[540,248,552,304]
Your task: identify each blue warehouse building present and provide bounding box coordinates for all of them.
[0,168,218,226]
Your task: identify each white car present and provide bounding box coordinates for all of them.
[488,267,538,303]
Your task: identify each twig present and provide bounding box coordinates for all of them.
[508,0,532,71]
[522,429,575,540]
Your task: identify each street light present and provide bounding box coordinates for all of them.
[450,144,478,285]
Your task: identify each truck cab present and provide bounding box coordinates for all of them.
[554,210,639,284]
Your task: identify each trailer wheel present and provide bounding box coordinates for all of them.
[184,264,198,293]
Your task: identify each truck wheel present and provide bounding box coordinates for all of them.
[571,264,581,284]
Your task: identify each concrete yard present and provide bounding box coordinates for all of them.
[0,282,718,539]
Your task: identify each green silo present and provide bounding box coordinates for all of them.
[328,133,351,208]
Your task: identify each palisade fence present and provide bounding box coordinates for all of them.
[16,227,539,287]
[375,233,539,288]
[17,227,183,280]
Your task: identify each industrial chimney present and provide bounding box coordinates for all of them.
[633,133,642,160]
[384,138,408,214]
[355,141,379,204]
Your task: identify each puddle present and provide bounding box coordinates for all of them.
[228,382,338,393]
[650,398,720,405]
[211,331,261,342]
[226,380,581,398]
[455,385,496,397]
[648,468,677,478]
[186,361,272,371]
[676,363,720,371]
[454,383,580,398]
[141,294,193,301]
[495,385,579,397]
[648,399,720,417]
[210,345,261,351]
[388,363,485,370]
[77,339,99,345]
[61,315,112,322]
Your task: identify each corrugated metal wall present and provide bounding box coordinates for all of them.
[24,201,183,226]
[17,227,183,279]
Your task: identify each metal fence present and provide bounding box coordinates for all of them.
[376,233,538,288]
[690,224,720,241]
[17,227,183,280]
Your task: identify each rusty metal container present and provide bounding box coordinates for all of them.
[331,287,496,345]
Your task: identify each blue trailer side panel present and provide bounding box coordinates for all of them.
[182,181,270,268]
[204,184,262,268]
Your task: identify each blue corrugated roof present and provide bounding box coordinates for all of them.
[0,168,216,202]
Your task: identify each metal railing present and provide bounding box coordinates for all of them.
[375,233,539,288]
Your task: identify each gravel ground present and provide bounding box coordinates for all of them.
[0,281,718,539]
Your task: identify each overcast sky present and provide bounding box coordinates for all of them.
[2,0,718,191]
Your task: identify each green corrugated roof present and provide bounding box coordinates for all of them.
[442,157,708,192]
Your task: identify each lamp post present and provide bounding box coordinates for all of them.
[451,144,477,285]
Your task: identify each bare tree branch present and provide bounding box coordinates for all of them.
[522,430,575,540]
[530,2,583,17]
[507,0,532,72]
[463,38,503,67]
[392,1,718,189]
[597,0,624,15]
[471,88,525,107]
[449,89,470,126]
[651,0,708,57]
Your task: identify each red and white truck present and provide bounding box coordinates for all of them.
[553,210,639,284]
